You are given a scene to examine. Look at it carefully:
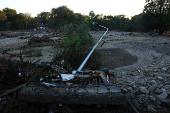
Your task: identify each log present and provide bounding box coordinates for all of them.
[0,83,26,97]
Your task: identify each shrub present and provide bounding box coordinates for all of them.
[56,22,105,70]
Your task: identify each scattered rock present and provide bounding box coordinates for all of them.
[155,88,163,94]
[157,76,163,80]
[139,87,149,94]
[164,85,170,95]
[126,86,133,91]
[150,80,157,84]
[147,105,157,112]
[122,72,126,75]
[148,84,158,92]
[133,90,141,95]
[157,90,168,100]
[149,96,156,101]
[121,88,128,94]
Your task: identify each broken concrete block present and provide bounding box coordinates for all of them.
[77,88,87,93]
[98,86,109,93]
[61,74,74,81]
[86,86,98,93]
[109,85,121,93]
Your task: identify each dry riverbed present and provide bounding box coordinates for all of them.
[0,30,170,112]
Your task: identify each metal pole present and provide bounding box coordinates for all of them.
[77,22,108,72]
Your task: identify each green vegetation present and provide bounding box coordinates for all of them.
[1,1,170,34]
[0,8,38,30]
[57,19,105,70]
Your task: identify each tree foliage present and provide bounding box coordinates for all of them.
[37,12,50,25]
[1,4,170,34]
[59,22,103,70]
[0,10,7,30]
[0,10,7,21]
[11,14,26,29]
[144,0,170,34]
[50,6,74,27]
[3,7,17,22]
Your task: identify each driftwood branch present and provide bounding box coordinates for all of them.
[0,83,26,97]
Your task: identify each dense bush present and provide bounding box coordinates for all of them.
[57,22,105,70]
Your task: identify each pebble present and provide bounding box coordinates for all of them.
[157,91,168,100]
[121,88,128,94]
[164,85,170,95]
[157,84,164,88]
[147,106,157,112]
[139,87,149,94]
[157,76,163,80]
[126,86,133,91]
[150,80,157,84]
[155,88,163,94]
[162,67,168,72]
[149,96,156,101]
[122,76,125,78]
[148,84,158,92]
[144,68,150,73]
[122,72,126,75]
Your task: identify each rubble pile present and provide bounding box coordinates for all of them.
[115,54,170,112]
[28,35,54,45]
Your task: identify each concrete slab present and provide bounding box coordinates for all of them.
[18,84,127,105]
[109,85,121,93]
[77,88,87,93]
[98,86,109,93]
[86,86,98,93]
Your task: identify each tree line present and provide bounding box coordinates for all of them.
[0,0,170,34]
[0,8,38,30]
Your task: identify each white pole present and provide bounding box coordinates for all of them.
[77,22,108,72]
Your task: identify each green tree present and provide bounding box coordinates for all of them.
[87,11,95,28]
[59,21,104,69]
[27,18,38,29]
[143,12,157,32]
[0,10,7,21]
[50,6,74,27]
[11,14,26,29]
[144,0,170,34]
[131,13,144,31]
[37,12,50,25]
[0,10,7,30]
[3,7,17,22]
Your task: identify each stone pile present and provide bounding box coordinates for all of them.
[115,57,170,112]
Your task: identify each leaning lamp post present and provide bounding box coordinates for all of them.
[76,22,108,73]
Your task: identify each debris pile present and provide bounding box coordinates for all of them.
[28,35,54,45]
[115,55,170,112]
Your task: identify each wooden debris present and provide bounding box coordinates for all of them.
[99,73,107,81]
[0,83,27,97]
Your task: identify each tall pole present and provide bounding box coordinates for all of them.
[77,22,108,72]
